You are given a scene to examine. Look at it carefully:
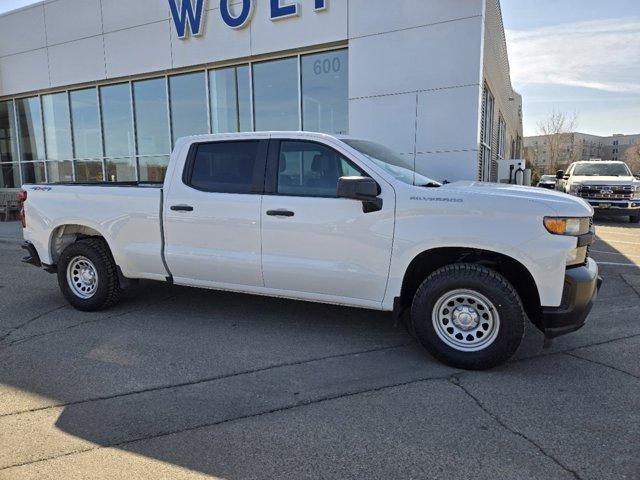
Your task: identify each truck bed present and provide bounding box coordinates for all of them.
[22,183,169,281]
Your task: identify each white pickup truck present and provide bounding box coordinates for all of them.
[555,160,640,223]
[19,132,601,370]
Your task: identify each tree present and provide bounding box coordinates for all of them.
[535,111,580,173]
[623,139,640,174]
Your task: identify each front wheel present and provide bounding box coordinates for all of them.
[629,213,640,224]
[411,263,525,370]
[57,238,122,311]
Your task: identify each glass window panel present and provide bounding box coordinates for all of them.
[134,78,170,156]
[100,84,134,159]
[46,160,73,183]
[277,141,364,197]
[0,163,20,189]
[169,72,208,145]
[106,157,136,182]
[16,97,46,161]
[21,162,46,184]
[75,159,104,182]
[302,50,348,135]
[70,88,102,160]
[42,93,73,160]
[210,65,251,133]
[0,101,18,163]
[138,155,169,182]
[188,141,259,193]
[253,57,299,131]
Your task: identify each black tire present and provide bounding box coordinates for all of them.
[411,263,525,370]
[629,214,640,224]
[57,238,122,311]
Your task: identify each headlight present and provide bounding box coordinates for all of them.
[543,217,591,236]
[633,185,640,199]
[568,184,581,195]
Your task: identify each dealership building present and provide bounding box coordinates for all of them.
[0,0,522,190]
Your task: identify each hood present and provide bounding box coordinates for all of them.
[437,181,593,217]
[570,176,639,185]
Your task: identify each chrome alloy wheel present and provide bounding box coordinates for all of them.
[432,289,500,352]
[66,256,99,299]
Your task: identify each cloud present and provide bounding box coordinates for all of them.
[506,17,640,93]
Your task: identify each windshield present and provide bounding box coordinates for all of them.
[540,175,556,182]
[342,139,441,186]
[573,163,631,177]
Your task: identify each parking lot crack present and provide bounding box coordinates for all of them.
[449,376,583,480]
[0,304,67,346]
[0,374,454,472]
[565,352,640,381]
[619,274,640,298]
[0,342,417,419]
[0,294,181,354]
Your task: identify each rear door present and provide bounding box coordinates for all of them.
[260,139,395,303]
[163,137,268,288]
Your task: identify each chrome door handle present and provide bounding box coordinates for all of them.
[266,210,295,217]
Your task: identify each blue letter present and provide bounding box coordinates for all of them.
[220,0,254,29]
[314,0,327,11]
[270,0,299,20]
[168,0,207,39]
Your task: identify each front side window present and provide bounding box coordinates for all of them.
[277,141,365,197]
[343,139,440,187]
[188,141,259,194]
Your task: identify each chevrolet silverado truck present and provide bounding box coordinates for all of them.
[555,160,640,223]
[19,132,602,370]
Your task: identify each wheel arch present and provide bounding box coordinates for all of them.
[49,223,112,265]
[399,247,543,328]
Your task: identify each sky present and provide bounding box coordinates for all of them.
[501,0,640,137]
[1,0,639,137]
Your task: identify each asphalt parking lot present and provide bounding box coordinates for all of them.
[0,218,638,480]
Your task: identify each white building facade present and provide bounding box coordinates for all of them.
[0,0,522,189]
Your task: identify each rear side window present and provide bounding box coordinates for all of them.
[188,141,259,193]
[277,141,366,197]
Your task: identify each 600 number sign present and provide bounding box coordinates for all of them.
[314,57,342,75]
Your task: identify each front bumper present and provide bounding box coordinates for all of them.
[587,199,640,215]
[541,257,602,339]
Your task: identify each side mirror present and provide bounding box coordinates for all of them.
[556,170,565,180]
[337,176,382,213]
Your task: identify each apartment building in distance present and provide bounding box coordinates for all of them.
[524,132,640,172]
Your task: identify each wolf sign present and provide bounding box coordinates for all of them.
[168,0,328,38]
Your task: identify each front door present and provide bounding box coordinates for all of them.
[163,138,268,288]
[261,139,395,303]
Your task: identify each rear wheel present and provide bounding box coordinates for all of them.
[411,263,525,370]
[629,213,640,224]
[57,238,122,311]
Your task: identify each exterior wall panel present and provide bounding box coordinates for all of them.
[48,36,106,87]
[0,5,46,57]
[44,0,103,45]
[348,0,483,38]
[104,20,173,79]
